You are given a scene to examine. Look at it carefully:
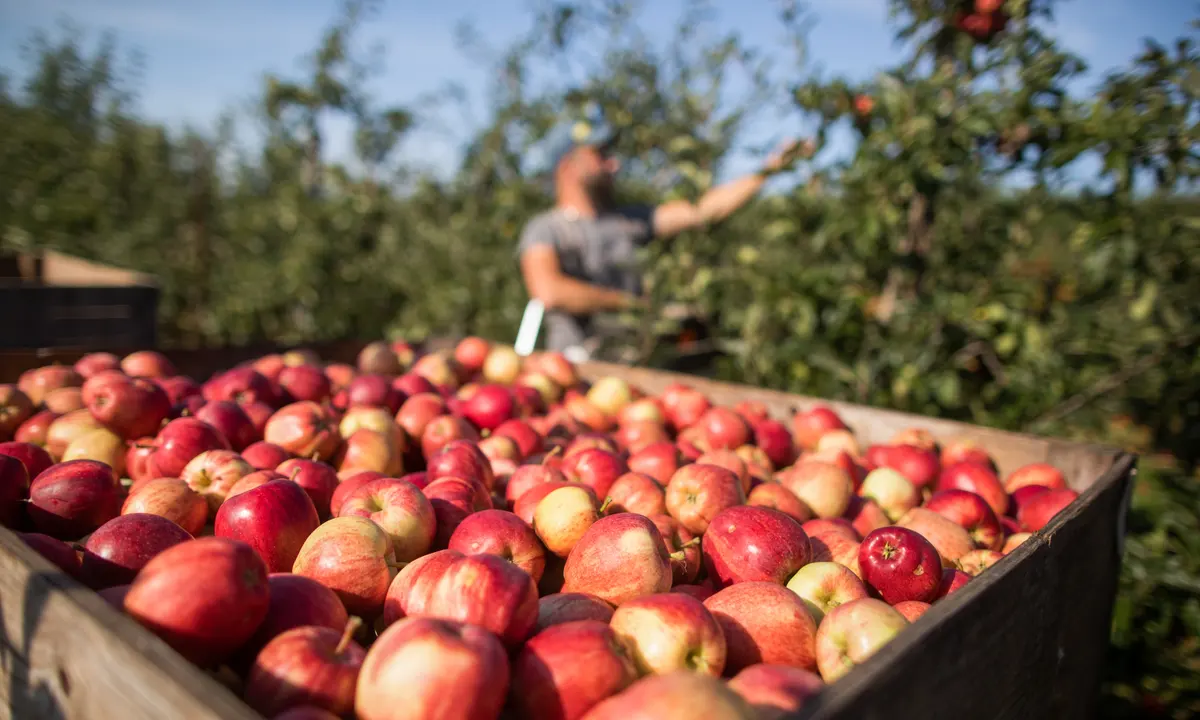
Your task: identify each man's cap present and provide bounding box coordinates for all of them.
[546,120,622,174]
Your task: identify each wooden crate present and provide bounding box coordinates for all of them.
[0,250,159,350]
[0,342,1136,720]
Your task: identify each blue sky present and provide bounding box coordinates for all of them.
[0,0,1192,184]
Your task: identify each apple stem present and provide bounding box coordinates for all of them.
[542,446,562,465]
[160,418,170,430]
[335,616,364,656]
[386,560,409,571]
[289,467,301,482]
[311,452,320,461]
[598,496,613,515]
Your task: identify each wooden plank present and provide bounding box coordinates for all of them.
[0,527,259,720]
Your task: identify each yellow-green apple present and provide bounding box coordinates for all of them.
[0,454,30,527]
[422,475,492,548]
[815,429,860,458]
[61,427,126,477]
[562,447,627,498]
[581,671,755,720]
[292,516,397,618]
[337,477,435,563]
[936,461,1008,518]
[79,513,192,588]
[563,513,672,606]
[747,482,813,524]
[957,549,1003,576]
[844,496,889,537]
[15,410,59,445]
[791,406,848,452]
[355,617,509,720]
[858,526,942,604]
[604,472,666,517]
[511,620,638,720]
[448,508,546,582]
[1004,462,1067,493]
[617,397,665,427]
[515,479,587,525]
[121,477,207,535]
[1002,532,1033,554]
[244,619,366,717]
[889,427,936,451]
[924,489,1004,550]
[935,568,971,599]
[19,532,81,576]
[121,350,175,378]
[181,449,254,512]
[74,352,121,379]
[426,438,494,491]
[147,417,231,479]
[265,401,341,461]
[244,573,349,657]
[665,463,744,535]
[337,427,403,477]
[892,600,931,622]
[1017,488,1079,531]
[727,664,824,719]
[216,478,321,572]
[703,581,818,674]
[897,508,973,567]
[939,437,997,472]
[45,409,105,460]
[28,459,120,539]
[858,468,920,522]
[195,400,258,451]
[627,441,683,486]
[610,592,727,676]
[702,506,811,588]
[482,344,521,385]
[785,561,869,625]
[648,513,701,585]
[813,597,908,682]
[535,593,615,633]
[586,376,634,419]
[356,341,402,376]
[533,485,603,558]
[228,469,286,499]
[124,536,269,667]
[778,460,854,519]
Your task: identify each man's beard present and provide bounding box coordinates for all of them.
[582,172,616,209]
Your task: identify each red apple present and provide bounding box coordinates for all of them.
[460,384,515,432]
[0,441,55,488]
[215,479,321,572]
[562,448,627,499]
[563,513,672,607]
[702,505,811,588]
[324,363,358,392]
[147,417,231,478]
[727,664,824,718]
[791,406,848,451]
[665,464,745,535]
[181,449,255,512]
[785,561,869,625]
[1005,462,1068,493]
[245,573,350,655]
[265,401,341,461]
[277,458,339,519]
[813,597,908,682]
[0,454,30,527]
[695,407,752,452]
[778,460,854,519]
[940,437,997,471]
[19,532,82,576]
[19,365,84,406]
[511,619,638,720]
[426,438,494,491]
[155,375,203,407]
[696,449,751,494]
[228,470,286,499]
[195,401,258,451]
[448,508,546,583]
[74,352,121,379]
[873,443,940,490]
[627,441,682,486]
[1017,488,1080,532]
[244,620,366,717]
[844,496,889,538]
[1002,532,1033,554]
[506,462,568,505]
[293,516,397,619]
[1,384,34,438]
[27,459,120,539]
[937,461,1008,518]
[646,513,700,585]
[204,367,277,407]
[124,536,270,667]
[454,336,492,375]
[355,617,509,720]
[494,419,543,458]
[423,475,493,549]
[897,507,973,567]
[858,526,942,604]
[79,513,193,589]
[1008,484,1051,516]
[277,364,332,404]
[614,421,670,454]
[664,388,711,432]
[44,386,84,414]
[581,671,756,720]
[924,489,1004,550]
[344,374,404,414]
[935,567,971,599]
[747,482,812,524]
[240,442,294,471]
[754,419,796,470]
[121,350,175,378]
[536,592,615,632]
[242,401,275,436]
[890,427,937,451]
[327,471,382,518]
[604,472,666,516]
[412,351,460,389]
[15,409,60,446]
[610,592,727,676]
[703,581,818,674]
[338,477,436,562]
[420,415,480,460]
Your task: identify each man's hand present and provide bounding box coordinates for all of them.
[761,138,816,176]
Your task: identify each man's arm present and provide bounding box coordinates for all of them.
[520,244,637,314]
[652,138,811,240]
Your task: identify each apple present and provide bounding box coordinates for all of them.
[614,420,670,454]
[785,561,869,625]
[1002,532,1033,554]
[203,367,277,407]
[813,597,908,682]
[79,513,193,589]
[244,573,350,656]
[241,402,275,437]
[533,484,605,558]
[536,592,615,632]
[426,438,494,491]
[494,418,543,458]
[727,664,824,718]
[703,581,818,674]
[0,441,55,487]
[0,454,30,527]
[20,532,82,576]
[665,463,745,535]
[74,352,121,379]
[610,592,727,676]
[155,375,203,407]
[695,407,752,452]
[511,619,638,720]
[124,536,269,667]
[338,477,436,562]
[791,406,847,451]
[1008,484,1051,516]
[453,336,491,375]
[271,458,337,518]
[45,409,105,459]
[507,462,569,505]
[924,489,1004,550]
[146,417,231,479]
[778,460,854,519]
[562,447,627,499]
[702,506,811,589]
[529,350,579,389]
[423,475,493,549]
[15,409,59,445]
[936,461,1008,518]
[1000,515,1021,536]
[293,516,398,618]
[562,513,672,607]
[627,441,682,486]
[277,364,332,405]
[356,341,402,376]
[1017,488,1080,532]
[215,479,321,572]
[125,439,156,487]
[935,568,971,599]
[27,459,120,539]
[747,482,813,524]
[940,437,997,472]
[343,374,404,415]
[19,365,84,406]
[603,472,666,517]
[181,449,255,512]
[581,671,756,720]
[585,376,634,419]
[355,617,510,720]
[957,549,1003,576]
[664,388,711,432]
[888,601,929,624]
[858,527,942,604]
[890,427,937,451]
[324,363,358,392]
[479,434,520,464]
[83,375,170,441]
[458,384,513,432]
[695,449,751,494]
[382,548,463,625]
[228,470,286,498]
[447,508,546,582]
[420,415,480,461]
[265,401,341,461]
[858,468,921,522]
[1005,463,1068,493]
[337,428,403,477]
[517,372,563,408]
[394,393,446,445]
[195,401,258,451]
[873,444,940,490]
[617,397,666,427]
[844,496,889,538]
[897,508,974,567]
[43,387,84,414]
[646,513,701,585]
[244,620,366,717]
[61,427,126,477]
[393,373,437,400]
[121,350,175,378]
[564,433,619,457]
[412,352,459,389]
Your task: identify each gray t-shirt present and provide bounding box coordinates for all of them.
[516,205,656,353]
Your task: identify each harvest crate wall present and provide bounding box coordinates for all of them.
[0,341,1136,720]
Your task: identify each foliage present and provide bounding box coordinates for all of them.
[0,1,1198,714]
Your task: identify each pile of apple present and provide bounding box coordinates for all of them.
[0,338,1082,720]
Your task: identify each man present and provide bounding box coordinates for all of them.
[517,126,806,360]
